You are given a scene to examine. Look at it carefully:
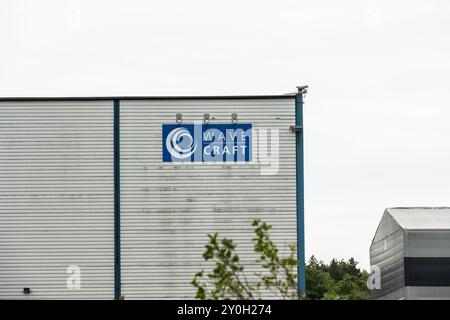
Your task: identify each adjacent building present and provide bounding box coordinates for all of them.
[371,207,450,299]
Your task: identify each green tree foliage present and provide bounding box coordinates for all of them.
[305,256,370,300]
[192,219,370,300]
[192,219,298,299]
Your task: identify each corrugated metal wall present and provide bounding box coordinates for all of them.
[407,231,450,257]
[0,97,299,299]
[0,101,114,299]
[370,212,405,300]
[404,230,450,299]
[120,98,298,299]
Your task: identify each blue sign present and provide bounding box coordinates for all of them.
[162,123,252,162]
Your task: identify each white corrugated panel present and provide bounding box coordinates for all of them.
[0,101,114,299]
[120,98,298,299]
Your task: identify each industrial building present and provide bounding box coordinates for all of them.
[0,87,307,299]
[370,207,450,300]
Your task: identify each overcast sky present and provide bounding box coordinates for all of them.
[1,0,450,269]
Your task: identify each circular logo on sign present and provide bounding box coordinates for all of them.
[166,127,197,159]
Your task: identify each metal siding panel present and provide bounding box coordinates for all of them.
[370,212,405,300]
[405,286,450,300]
[406,230,450,258]
[120,99,297,299]
[0,101,114,299]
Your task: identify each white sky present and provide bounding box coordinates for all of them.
[1,0,450,269]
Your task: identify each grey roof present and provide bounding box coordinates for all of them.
[386,207,450,230]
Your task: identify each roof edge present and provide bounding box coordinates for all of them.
[0,94,297,102]
[387,207,450,210]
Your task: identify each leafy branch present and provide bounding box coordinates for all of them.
[192,219,299,299]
